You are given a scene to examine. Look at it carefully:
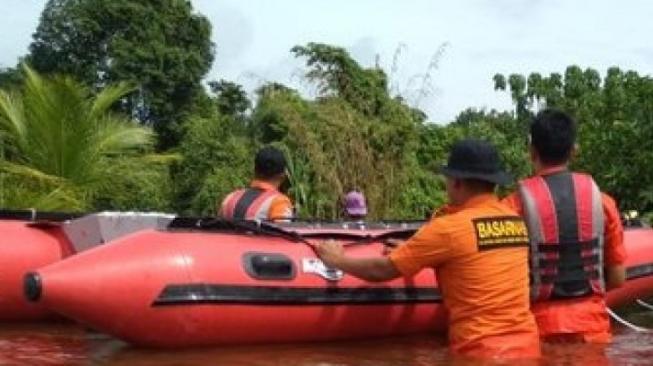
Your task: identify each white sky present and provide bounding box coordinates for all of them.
[2,0,653,123]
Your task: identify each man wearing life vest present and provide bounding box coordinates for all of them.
[317,139,541,359]
[219,146,294,221]
[503,109,626,343]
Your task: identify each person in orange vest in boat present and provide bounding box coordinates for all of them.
[502,109,626,343]
[317,139,541,359]
[219,146,294,221]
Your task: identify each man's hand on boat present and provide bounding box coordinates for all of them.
[316,239,401,282]
[380,239,404,255]
[315,239,345,268]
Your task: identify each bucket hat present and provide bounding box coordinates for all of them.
[439,139,512,185]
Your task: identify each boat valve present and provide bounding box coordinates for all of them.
[24,272,42,302]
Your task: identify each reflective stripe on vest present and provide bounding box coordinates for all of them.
[221,188,281,221]
[519,172,605,302]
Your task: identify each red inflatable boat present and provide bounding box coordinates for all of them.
[0,210,77,321]
[0,210,173,322]
[24,219,653,348]
[25,220,443,347]
[606,227,653,306]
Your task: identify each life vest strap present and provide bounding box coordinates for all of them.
[245,190,279,220]
[535,239,599,252]
[540,254,599,269]
[541,269,600,284]
[538,253,599,270]
[232,189,265,219]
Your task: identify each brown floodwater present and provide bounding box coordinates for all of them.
[1,308,652,366]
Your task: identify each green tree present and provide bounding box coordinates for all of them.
[28,0,215,149]
[418,109,529,199]
[494,66,653,213]
[291,43,388,117]
[248,42,432,219]
[208,79,251,120]
[0,67,22,90]
[0,66,171,210]
[172,113,253,215]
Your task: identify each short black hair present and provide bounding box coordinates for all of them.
[461,178,496,193]
[255,146,287,179]
[530,108,576,165]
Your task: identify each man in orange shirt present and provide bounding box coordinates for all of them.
[317,139,540,359]
[219,146,294,221]
[503,109,626,343]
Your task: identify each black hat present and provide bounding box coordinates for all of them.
[255,146,287,178]
[439,139,512,185]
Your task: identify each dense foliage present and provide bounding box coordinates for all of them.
[1,2,651,222]
[0,66,171,211]
[494,67,653,214]
[28,0,214,149]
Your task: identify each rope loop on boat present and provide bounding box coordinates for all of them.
[636,299,653,311]
[607,307,652,333]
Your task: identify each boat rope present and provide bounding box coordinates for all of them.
[636,299,653,311]
[607,307,652,332]
[184,218,417,256]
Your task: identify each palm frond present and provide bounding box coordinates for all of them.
[0,160,67,184]
[0,163,84,211]
[0,66,165,209]
[30,186,85,211]
[90,118,154,156]
[89,82,135,121]
[0,90,27,149]
[137,153,182,164]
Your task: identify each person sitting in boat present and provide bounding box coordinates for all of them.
[218,146,294,221]
[344,190,367,219]
[341,190,368,229]
[317,139,541,360]
[503,109,626,344]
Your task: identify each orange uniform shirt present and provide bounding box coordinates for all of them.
[389,194,540,359]
[219,180,294,221]
[503,173,626,343]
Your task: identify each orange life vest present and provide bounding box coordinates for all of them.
[221,188,282,221]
